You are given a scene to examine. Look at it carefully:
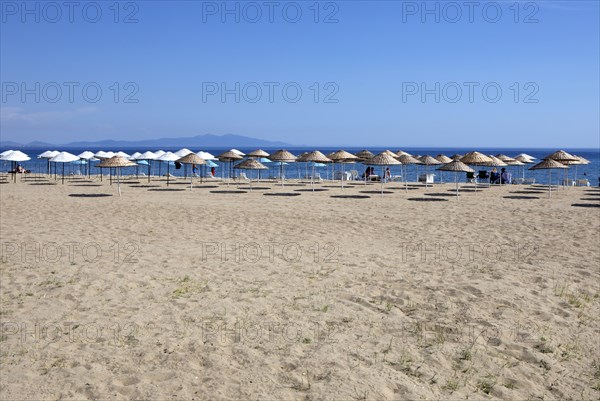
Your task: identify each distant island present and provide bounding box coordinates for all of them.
[0,134,291,149]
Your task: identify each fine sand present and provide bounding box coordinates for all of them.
[1,174,599,400]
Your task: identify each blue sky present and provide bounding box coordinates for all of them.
[1,0,599,147]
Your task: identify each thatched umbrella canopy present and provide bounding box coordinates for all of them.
[461,151,493,165]
[460,152,493,192]
[515,155,534,164]
[355,149,374,160]
[382,150,397,158]
[438,161,474,199]
[544,150,578,162]
[297,151,331,191]
[217,150,243,184]
[435,154,452,164]
[396,150,412,157]
[418,155,442,188]
[450,153,463,161]
[543,150,579,188]
[397,154,423,190]
[176,153,206,190]
[247,149,270,158]
[364,153,402,196]
[234,159,268,191]
[435,155,452,183]
[268,149,296,187]
[529,159,569,197]
[97,156,137,196]
[495,154,516,163]
[328,150,359,190]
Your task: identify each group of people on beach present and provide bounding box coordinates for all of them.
[482,167,512,184]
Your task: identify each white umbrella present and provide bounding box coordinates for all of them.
[136,151,157,182]
[197,151,216,160]
[156,151,180,186]
[174,148,193,157]
[49,151,79,184]
[3,150,30,182]
[230,149,245,156]
[0,150,14,158]
[77,151,96,177]
[37,150,59,176]
[129,152,142,160]
[154,150,166,176]
[115,151,131,158]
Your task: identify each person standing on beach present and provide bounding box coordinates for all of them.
[500,168,512,184]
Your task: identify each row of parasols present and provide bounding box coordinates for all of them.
[0,148,589,197]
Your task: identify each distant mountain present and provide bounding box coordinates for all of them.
[1,134,290,149]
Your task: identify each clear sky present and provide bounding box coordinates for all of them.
[1,0,599,147]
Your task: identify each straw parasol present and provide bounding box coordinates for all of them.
[364,152,401,196]
[544,150,579,188]
[418,155,441,188]
[355,150,374,160]
[435,154,452,164]
[297,150,332,191]
[217,150,243,184]
[516,153,536,161]
[495,154,516,163]
[247,149,270,158]
[529,159,568,198]
[571,155,590,182]
[513,155,535,181]
[176,153,206,190]
[156,151,180,186]
[268,150,297,187]
[328,150,359,190]
[437,161,474,199]
[234,159,267,191]
[396,150,412,157]
[97,156,136,196]
[450,153,463,161]
[460,152,493,192]
[397,154,423,191]
[434,155,452,183]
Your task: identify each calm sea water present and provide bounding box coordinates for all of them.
[2,146,599,186]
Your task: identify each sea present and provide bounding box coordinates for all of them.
[2,147,599,186]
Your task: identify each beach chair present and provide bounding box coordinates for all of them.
[368,174,380,181]
[349,170,359,181]
[562,179,575,186]
[466,172,476,183]
[391,175,402,182]
[418,174,435,184]
[478,170,490,183]
[523,178,536,185]
[576,179,590,187]
[239,172,249,181]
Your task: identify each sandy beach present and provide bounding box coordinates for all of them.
[1,174,599,400]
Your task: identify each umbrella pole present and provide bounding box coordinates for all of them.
[190,169,193,191]
[62,163,65,184]
[117,167,122,196]
[381,166,384,197]
[312,165,315,192]
[167,164,170,186]
[455,172,459,199]
[110,168,113,185]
